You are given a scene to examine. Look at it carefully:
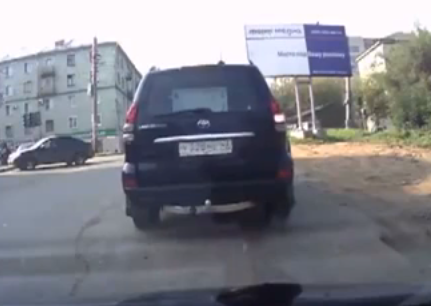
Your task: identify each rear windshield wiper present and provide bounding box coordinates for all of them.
[154,108,213,117]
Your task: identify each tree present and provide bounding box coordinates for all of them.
[359,73,389,125]
[383,26,431,129]
[270,78,344,113]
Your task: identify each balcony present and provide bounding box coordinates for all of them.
[38,65,56,78]
[38,77,56,97]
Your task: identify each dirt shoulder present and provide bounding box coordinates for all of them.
[293,142,431,262]
[293,142,431,206]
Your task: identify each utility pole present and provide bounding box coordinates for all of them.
[91,37,99,152]
[293,78,303,130]
[344,77,352,129]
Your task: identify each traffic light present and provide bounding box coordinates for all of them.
[23,112,41,128]
[31,112,41,127]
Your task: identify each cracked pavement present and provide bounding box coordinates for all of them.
[0,155,430,304]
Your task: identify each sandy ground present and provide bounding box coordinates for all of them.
[293,142,431,263]
[293,142,431,203]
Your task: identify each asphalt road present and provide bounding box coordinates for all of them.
[0,156,429,304]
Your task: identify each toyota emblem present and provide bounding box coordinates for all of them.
[197,119,210,129]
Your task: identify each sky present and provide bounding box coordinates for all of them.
[0,0,429,73]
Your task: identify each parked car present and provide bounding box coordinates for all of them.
[0,143,11,166]
[121,63,295,230]
[13,136,94,170]
[7,142,34,165]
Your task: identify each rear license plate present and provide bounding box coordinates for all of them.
[179,140,233,157]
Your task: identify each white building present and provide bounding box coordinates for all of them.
[356,32,412,78]
[0,40,142,150]
[348,36,378,74]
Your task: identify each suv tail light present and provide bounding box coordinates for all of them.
[123,102,138,143]
[125,103,138,124]
[271,98,286,131]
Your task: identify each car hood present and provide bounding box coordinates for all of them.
[115,283,431,306]
[8,148,35,162]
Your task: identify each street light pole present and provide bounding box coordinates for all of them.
[91,37,99,153]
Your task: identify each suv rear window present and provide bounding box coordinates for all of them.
[137,66,270,120]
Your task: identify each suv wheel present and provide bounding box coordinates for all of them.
[127,198,161,230]
[238,203,271,230]
[274,183,295,219]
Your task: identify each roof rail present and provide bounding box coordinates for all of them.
[149,66,158,72]
[248,60,254,66]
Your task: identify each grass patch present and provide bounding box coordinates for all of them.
[289,128,431,148]
[365,129,431,148]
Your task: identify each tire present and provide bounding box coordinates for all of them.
[127,198,161,231]
[270,184,295,230]
[74,154,86,166]
[238,203,271,230]
[274,183,295,219]
[24,159,37,170]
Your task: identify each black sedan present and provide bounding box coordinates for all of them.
[11,136,94,170]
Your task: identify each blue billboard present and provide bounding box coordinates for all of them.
[303,24,352,77]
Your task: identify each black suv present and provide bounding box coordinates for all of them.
[12,136,93,170]
[122,64,294,230]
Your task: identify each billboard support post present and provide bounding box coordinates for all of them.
[293,78,303,130]
[344,77,352,129]
[308,78,316,132]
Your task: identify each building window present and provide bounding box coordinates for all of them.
[45,120,54,133]
[67,74,75,87]
[46,58,53,66]
[68,95,76,108]
[117,73,121,85]
[4,66,13,78]
[67,54,76,67]
[43,98,53,111]
[122,77,125,88]
[24,62,32,74]
[5,125,13,138]
[5,85,13,96]
[69,116,78,129]
[120,57,124,69]
[5,105,11,116]
[24,103,29,114]
[23,81,33,93]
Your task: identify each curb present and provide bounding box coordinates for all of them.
[0,166,14,174]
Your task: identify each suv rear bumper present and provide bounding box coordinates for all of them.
[124,179,292,211]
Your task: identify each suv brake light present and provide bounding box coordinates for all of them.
[123,102,138,143]
[271,99,286,130]
[125,103,138,124]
